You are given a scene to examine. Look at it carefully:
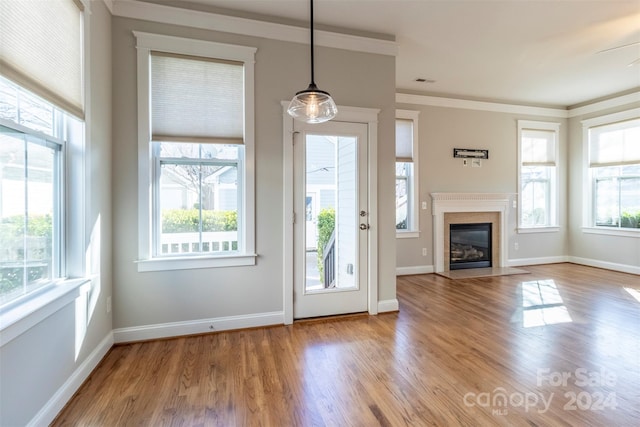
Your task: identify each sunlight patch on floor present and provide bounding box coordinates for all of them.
[624,287,640,303]
[518,279,573,328]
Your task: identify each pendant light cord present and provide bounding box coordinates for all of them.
[309,0,315,86]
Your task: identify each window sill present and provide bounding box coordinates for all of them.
[137,253,257,272]
[0,278,91,347]
[517,226,560,234]
[396,230,420,239]
[582,227,640,238]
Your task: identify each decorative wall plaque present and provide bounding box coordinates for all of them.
[453,148,489,159]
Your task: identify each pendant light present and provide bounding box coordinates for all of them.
[287,0,338,123]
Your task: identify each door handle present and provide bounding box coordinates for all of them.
[359,223,369,230]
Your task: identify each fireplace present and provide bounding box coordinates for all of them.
[431,193,512,273]
[450,223,492,270]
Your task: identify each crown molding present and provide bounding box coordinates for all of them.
[102,0,114,14]
[110,0,397,57]
[567,91,640,118]
[397,90,640,118]
[107,1,637,114]
[396,93,568,118]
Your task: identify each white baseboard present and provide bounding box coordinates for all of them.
[28,331,114,427]
[113,311,284,343]
[378,299,399,313]
[508,256,569,267]
[396,265,434,276]
[568,257,640,275]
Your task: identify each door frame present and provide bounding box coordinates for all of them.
[282,103,380,324]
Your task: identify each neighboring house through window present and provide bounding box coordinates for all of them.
[583,109,640,232]
[134,32,257,272]
[396,110,420,238]
[517,120,560,231]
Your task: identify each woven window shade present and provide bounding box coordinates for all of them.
[151,52,244,144]
[589,118,640,167]
[396,119,413,162]
[521,129,556,166]
[0,0,83,118]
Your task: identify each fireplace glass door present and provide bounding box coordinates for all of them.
[450,223,492,270]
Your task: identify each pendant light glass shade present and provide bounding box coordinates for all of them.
[287,83,338,124]
[288,0,337,123]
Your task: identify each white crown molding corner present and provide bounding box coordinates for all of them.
[101,0,115,14]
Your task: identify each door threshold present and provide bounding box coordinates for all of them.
[294,311,369,324]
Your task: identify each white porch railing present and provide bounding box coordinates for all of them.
[160,231,238,255]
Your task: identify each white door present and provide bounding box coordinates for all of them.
[293,121,369,319]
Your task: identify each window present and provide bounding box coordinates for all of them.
[135,32,257,271]
[155,142,242,256]
[395,110,420,237]
[0,78,65,306]
[517,121,559,230]
[585,111,640,231]
[0,0,84,310]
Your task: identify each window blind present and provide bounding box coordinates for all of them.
[0,0,84,118]
[151,52,244,144]
[521,129,556,166]
[589,118,640,167]
[396,119,413,162]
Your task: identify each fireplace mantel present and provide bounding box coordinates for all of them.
[431,193,512,273]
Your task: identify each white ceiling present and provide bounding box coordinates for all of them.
[142,0,640,108]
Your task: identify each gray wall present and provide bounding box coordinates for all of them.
[395,103,569,270]
[0,1,113,425]
[567,101,640,270]
[111,16,396,330]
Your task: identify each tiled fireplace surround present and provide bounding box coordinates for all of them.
[431,193,511,273]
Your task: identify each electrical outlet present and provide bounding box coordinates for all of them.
[463,159,469,167]
[106,296,112,313]
[422,248,427,256]
[421,201,427,210]
[514,242,519,251]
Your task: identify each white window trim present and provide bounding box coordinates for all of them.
[581,108,640,236]
[396,109,420,238]
[517,120,560,233]
[134,32,257,272]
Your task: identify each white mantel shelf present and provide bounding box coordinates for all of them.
[431,193,514,273]
[431,192,512,203]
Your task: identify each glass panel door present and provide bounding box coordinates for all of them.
[293,121,368,319]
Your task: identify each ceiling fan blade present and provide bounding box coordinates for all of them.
[597,41,640,54]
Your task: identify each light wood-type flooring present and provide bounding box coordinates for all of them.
[52,263,640,426]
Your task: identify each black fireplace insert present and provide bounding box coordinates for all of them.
[450,222,492,270]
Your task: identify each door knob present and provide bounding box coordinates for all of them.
[359,224,369,230]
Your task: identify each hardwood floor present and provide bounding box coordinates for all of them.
[52,263,640,426]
